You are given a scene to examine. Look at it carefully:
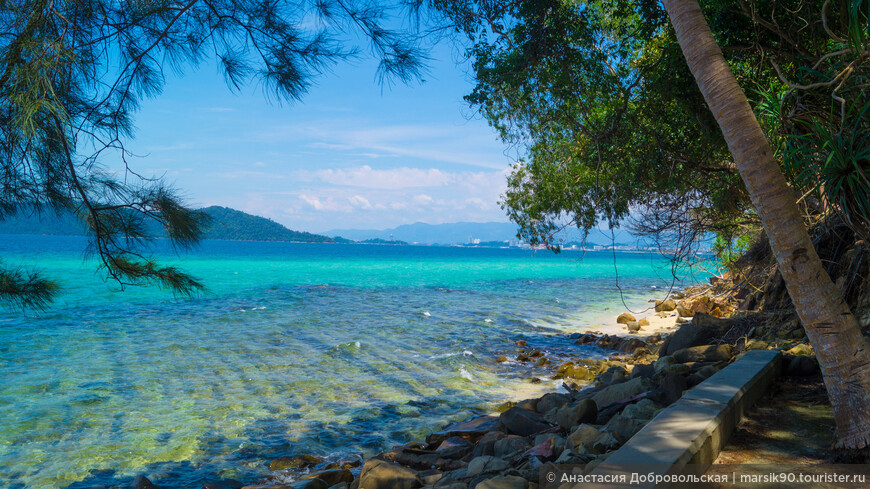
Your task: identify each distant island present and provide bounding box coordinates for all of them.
[0,206,336,243]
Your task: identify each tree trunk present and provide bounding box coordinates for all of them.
[661,0,870,449]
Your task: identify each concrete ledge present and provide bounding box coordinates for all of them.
[586,349,782,487]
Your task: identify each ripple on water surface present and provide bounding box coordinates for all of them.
[0,237,703,488]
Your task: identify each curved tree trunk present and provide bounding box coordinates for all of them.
[661,0,870,449]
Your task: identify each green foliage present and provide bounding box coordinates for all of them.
[0,262,58,310]
[0,0,427,308]
[432,0,752,258]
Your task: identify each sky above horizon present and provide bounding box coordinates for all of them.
[118,38,519,234]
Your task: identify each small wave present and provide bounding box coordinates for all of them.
[422,311,431,317]
[459,368,475,381]
[429,350,474,360]
[484,318,493,323]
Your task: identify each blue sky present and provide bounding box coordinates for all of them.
[121,42,518,234]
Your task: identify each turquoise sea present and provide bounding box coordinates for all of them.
[0,235,704,488]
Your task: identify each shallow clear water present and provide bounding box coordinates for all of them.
[0,236,704,488]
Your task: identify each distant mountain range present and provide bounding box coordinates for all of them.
[326,221,638,246]
[0,206,335,243]
[0,205,642,246]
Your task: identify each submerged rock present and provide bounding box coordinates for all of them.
[358,459,422,489]
[270,454,322,471]
[132,476,160,489]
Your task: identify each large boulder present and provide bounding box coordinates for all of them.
[466,456,510,477]
[426,416,500,446]
[652,372,687,406]
[499,406,551,436]
[536,392,571,414]
[493,435,532,458]
[604,413,647,443]
[660,314,732,357]
[270,455,322,471]
[591,377,648,408]
[471,430,506,457]
[617,312,637,324]
[655,299,677,312]
[555,399,597,429]
[567,424,601,453]
[358,460,422,489]
[132,476,160,489]
[305,469,354,486]
[672,345,732,363]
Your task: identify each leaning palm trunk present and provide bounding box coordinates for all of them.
[661,0,870,449]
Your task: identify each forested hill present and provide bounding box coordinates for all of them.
[0,205,334,243]
[200,206,333,242]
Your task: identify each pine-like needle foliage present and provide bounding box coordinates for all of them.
[0,0,427,308]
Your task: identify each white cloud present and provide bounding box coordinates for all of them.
[348,195,373,210]
[297,165,455,189]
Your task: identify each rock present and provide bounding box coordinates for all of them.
[328,484,348,489]
[132,476,160,489]
[653,355,676,375]
[675,317,690,324]
[516,353,530,362]
[291,479,329,489]
[270,455,322,471]
[652,372,687,406]
[595,365,627,385]
[358,460,422,489]
[591,377,647,408]
[516,340,527,346]
[785,355,820,377]
[499,406,550,436]
[745,339,769,351]
[695,365,719,380]
[524,436,558,460]
[617,312,636,324]
[631,364,655,379]
[660,314,733,356]
[436,437,473,459]
[466,456,510,477]
[472,430,506,457]
[604,413,646,443]
[626,321,641,333]
[638,317,650,327]
[555,362,592,381]
[672,345,732,363]
[535,392,571,414]
[568,424,601,452]
[305,470,354,486]
[418,470,442,486]
[785,343,813,356]
[619,338,646,354]
[496,356,508,363]
[591,431,620,454]
[203,481,243,489]
[666,363,691,376]
[622,399,659,421]
[655,299,677,312]
[493,435,531,458]
[533,434,566,456]
[535,357,551,367]
[555,399,598,429]
[427,416,500,446]
[474,476,528,489]
[555,448,594,465]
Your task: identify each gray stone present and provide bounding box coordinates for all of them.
[666,363,691,376]
[436,437,473,459]
[672,345,732,363]
[535,392,571,414]
[555,398,597,429]
[626,321,641,333]
[631,364,655,379]
[466,456,510,477]
[471,431,506,458]
[473,476,528,489]
[307,469,355,486]
[499,406,550,436]
[660,314,732,356]
[652,372,687,406]
[622,399,659,421]
[591,377,647,408]
[554,448,594,465]
[604,413,647,443]
[291,479,329,489]
[426,416,500,446]
[358,459,422,489]
[534,433,567,454]
[653,356,676,375]
[595,365,627,385]
[591,431,620,454]
[328,483,349,489]
[568,424,601,453]
[493,435,531,458]
[785,355,819,377]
